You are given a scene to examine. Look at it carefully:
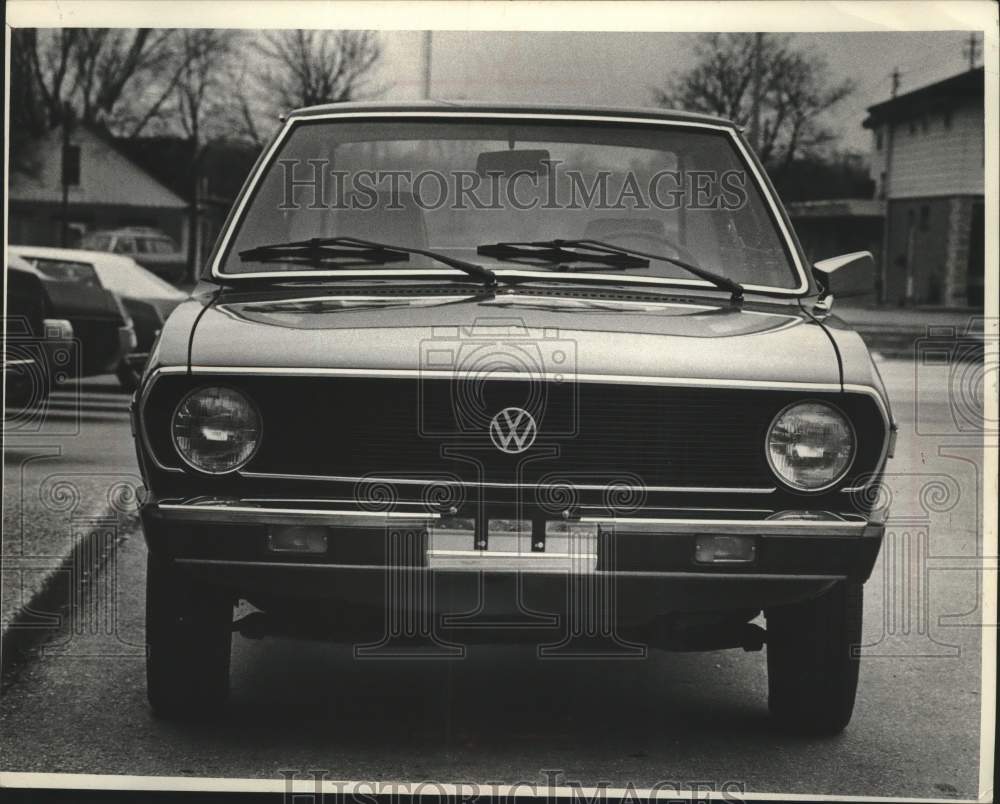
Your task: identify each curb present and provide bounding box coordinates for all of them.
[0,507,140,683]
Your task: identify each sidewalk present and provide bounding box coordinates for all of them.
[1,375,139,674]
[835,305,988,359]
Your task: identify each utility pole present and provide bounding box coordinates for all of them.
[749,32,764,152]
[422,31,432,99]
[879,67,901,305]
[59,102,77,248]
[964,32,979,70]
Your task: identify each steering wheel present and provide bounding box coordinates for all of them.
[596,230,701,267]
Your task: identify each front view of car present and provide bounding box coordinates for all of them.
[132,103,894,735]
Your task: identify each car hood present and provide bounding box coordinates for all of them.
[187,289,842,386]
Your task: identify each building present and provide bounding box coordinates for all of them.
[786,198,885,303]
[112,137,260,271]
[9,124,189,252]
[864,67,985,307]
[9,124,260,279]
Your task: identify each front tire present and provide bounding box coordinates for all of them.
[146,553,234,719]
[765,580,862,735]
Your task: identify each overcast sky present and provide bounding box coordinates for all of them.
[375,30,979,153]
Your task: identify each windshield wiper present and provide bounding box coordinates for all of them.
[240,236,497,286]
[477,238,744,306]
[476,241,650,270]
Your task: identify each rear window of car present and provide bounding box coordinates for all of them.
[29,258,103,288]
[113,237,137,254]
[81,234,112,250]
[140,237,178,255]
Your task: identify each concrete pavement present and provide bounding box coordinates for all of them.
[1,377,140,648]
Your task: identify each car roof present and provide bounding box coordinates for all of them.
[9,244,139,270]
[6,252,40,275]
[9,245,186,299]
[85,227,172,237]
[285,100,738,129]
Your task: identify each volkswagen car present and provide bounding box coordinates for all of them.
[132,103,895,734]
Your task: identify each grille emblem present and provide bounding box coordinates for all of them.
[489,407,537,454]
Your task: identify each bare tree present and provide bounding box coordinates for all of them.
[9,29,63,172]
[254,30,382,112]
[654,33,855,168]
[171,30,239,144]
[160,29,241,277]
[69,29,172,125]
[9,28,180,145]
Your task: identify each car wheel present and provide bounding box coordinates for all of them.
[765,580,862,735]
[146,553,234,719]
[116,360,141,393]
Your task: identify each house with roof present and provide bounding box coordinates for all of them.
[863,66,984,307]
[8,124,190,252]
[111,136,260,271]
[9,125,261,278]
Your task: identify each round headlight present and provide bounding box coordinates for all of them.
[171,386,261,474]
[766,401,855,491]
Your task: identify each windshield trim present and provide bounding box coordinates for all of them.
[209,111,811,296]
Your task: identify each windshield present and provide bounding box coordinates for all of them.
[219,118,801,291]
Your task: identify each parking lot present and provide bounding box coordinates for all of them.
[0,357,987,798]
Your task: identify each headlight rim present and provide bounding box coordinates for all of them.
[765,399,857,493]
[170,384,262,475]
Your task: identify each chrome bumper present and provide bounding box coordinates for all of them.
[150,497,870,534]
[156,500,439,528]
[142,495,881,577]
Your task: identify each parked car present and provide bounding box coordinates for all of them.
[3,254,75,410]
[8,246,136,382]
[132,102,895,734]
[80,227,187,284]
[78,252,188,390]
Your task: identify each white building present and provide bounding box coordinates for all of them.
[863,67,984,307]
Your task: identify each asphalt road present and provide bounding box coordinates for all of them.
[0,359,988,798]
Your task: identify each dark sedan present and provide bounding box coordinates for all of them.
[8,246,136,381]
[3,254,74,410]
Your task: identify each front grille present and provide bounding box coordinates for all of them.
[143,374,887,493]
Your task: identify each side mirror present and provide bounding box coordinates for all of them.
[812,251,876,304]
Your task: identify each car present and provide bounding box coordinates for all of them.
[7,246,135,383]
[132,102,895,734]
[3,254,76,411]
[74,251,188,391]
[80,227,188,285]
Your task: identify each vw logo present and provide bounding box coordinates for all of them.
[489,407,538,454]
